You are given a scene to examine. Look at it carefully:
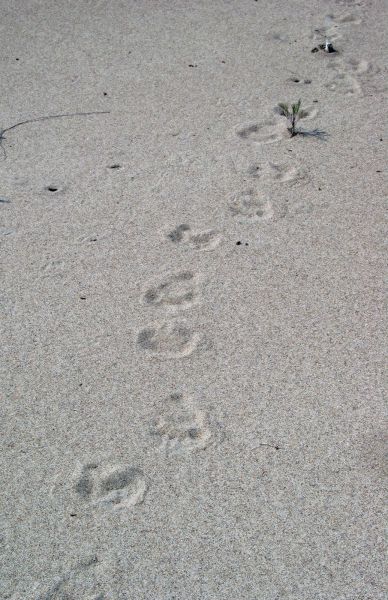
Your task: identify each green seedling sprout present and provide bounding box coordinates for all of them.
[276,99,309,137]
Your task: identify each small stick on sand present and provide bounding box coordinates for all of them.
[0,110,110,159]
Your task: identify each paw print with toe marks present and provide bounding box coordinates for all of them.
[142,270,200,311]
[166,224,221,252]
[136,320,202,359]
[150,392,223,455]
[229,189,275,223]
[53,461,147,513]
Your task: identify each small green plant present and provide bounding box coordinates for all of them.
[276,99,308,137]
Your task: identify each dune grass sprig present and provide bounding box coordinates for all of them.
[276,99,309,137]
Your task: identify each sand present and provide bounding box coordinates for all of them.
[0,1,386,598]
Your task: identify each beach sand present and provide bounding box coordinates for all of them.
[1,1,386,598]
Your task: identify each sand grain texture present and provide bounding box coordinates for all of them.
[1,1,386,598]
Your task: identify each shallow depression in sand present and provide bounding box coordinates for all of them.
[229,189,274,222]
[136,320,201,358]
[142,270,200,311]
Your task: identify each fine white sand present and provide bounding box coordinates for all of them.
[1,1,386,598]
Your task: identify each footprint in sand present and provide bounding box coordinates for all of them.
[244,161,306,185]
[137,320,201,359]
[228,189,275,223]
[150,392,222,455]
[342,58,382,88]
[325,58,361,96]
[237,105,318,146]
[73,462,146,511]
[345,58,378,76]
[325,70,361,95]
[142,271,200,311]
[325,58,367,95]
[166,223,221,251]
[52,461,147,513]
[236,120,286,145]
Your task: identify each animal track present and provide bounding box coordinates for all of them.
[266,162,303,183]
[325,56,381,96]
[229,189,274,222]
[150,392,221,454]
[245,161,305,184]
[189,229,221,251]
[67,462,147,511]
[346,58,376,76]
[137,320,201,358]
[142,271,199,311]
[237,106,317,145]
[325,70,361,95]
[167,224,221,251]
[236,120,286,145]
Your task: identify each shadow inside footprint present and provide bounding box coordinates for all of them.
[74,472,93,499]
[137,321,200,358]
[69,461,146,512]
[236,120,285,145]
[101,467,140,492]
[167,223,191,243]
[96,465,146,509]
[142,271,198,310]
[237,123,260,139]
[166,224,220,251]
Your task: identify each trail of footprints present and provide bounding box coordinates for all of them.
[232,5,380,220]
[137,276,201,358]
[35,7,381,597]
[136,223,221,359]
[312,10,381,96]
[49,229,221,592]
